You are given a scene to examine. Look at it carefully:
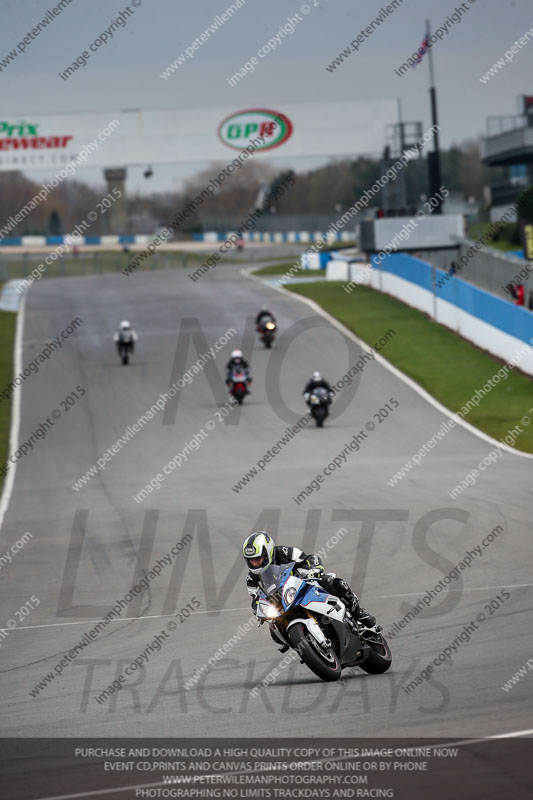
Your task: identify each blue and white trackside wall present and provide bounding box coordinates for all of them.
[348,253,533,376]
[192,231,354,244]
[300,251,332,269]
[0,231,354,247]
[0,235,144,247]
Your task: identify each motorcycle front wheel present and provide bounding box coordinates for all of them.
[287,623,341,682]
[313,409,326,427]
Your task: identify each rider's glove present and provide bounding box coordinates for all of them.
[308,568,324,579]
[300,554,325,579]
[298,567,324,580]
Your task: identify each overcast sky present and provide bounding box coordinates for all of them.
[2,0,532,193]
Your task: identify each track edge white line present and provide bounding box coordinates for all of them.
[0,291,27,531]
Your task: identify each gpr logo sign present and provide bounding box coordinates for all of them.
[0,120,72,150]
[218,109,293,151]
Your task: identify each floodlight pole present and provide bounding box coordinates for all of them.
[426,19,443,214]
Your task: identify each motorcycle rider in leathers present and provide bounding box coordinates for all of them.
[243,531,376,628]
[255,307,276,327]
[225,349,251,389]
[303,371,334,404]
[114,320,138,355]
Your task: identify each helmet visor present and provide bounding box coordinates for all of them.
[248,554,266,569]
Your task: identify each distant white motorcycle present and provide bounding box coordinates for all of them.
[114,322,137,365]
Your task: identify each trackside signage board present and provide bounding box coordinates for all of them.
[218,109,293,151]
[0,100,397,172]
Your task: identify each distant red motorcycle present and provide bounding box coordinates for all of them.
[228,368,250,405]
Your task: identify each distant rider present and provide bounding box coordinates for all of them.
[303,371,334,403]
[225,349,251,388]
[114,320,138,354]
[255,307,276,328]
[243,531,376,628]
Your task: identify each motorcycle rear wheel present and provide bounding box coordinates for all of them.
[288,623,341,682]
[359,634,392,674]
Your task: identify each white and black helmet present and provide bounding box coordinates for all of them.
[312,371,322,381]
[231,349,243,360]
[120,320,132,331]
[242,531,275,574]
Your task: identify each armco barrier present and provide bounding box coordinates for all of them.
[365,253,533,376]
[0,234,142,247]
[0,231,354,247]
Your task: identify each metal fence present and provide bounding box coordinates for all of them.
[201,212,360,233]
[416,239,532,302]
[0,250,180,283]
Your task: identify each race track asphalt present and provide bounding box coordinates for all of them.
[1,263,532,739]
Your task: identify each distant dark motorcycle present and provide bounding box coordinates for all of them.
[229,368,249,405]
[308,387,330,427]
[118,333,134,365]
[258,317,277,349]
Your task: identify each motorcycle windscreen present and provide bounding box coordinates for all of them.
[258,562,295,597]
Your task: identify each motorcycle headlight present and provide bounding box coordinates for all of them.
[265,604,279,618]
[266,322,275,330]
[310,396,319,404]
[284,587,297,606]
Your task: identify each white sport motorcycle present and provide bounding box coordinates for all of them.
[255,562,392,681]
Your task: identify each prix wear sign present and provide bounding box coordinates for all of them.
[0,119,74,169]
[218,108,293,151]
[0,120,72,151]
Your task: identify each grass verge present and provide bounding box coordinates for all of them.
[467,222,521,253]
[287,281,533,452]
[252,262,324,277]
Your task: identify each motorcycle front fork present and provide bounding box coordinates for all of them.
[270,624,290,653]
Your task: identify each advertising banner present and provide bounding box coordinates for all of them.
[0,100,397,171]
